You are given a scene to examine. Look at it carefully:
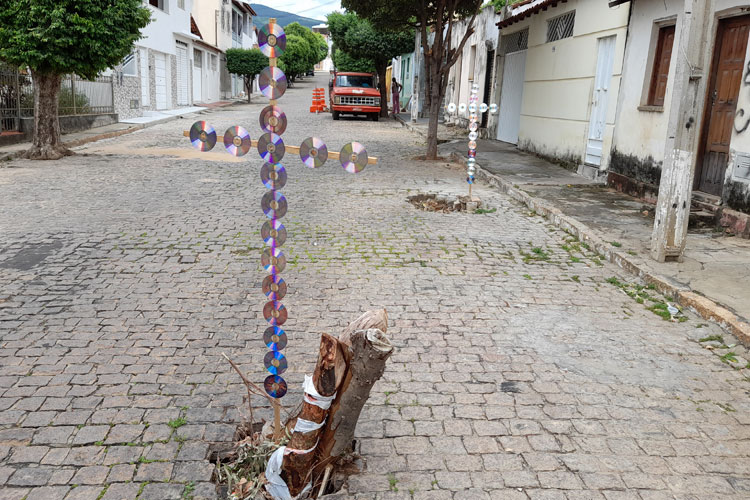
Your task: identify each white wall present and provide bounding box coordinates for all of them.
[500,0,629,169]
[140,0,194,55]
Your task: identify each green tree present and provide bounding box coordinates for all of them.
[0,0,151,160]
[342,0,482,158]
[277,33,312,83]
[226,48,267,103]
[332,47,374,73]
[314,32,330,66]
[284,22,323,73]
[327,12,413,117]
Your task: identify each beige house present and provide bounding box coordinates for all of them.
[492,0,630,176]
[609,0,750,241]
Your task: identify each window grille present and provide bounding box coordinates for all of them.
[500,29,528,55]
[547,11,575,43]
[211,54,218,71]
[121,52,137,76]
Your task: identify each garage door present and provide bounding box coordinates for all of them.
[176,44,189,106]
[154,53,168,110]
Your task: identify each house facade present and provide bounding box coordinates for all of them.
[192,0,257,100]
[312,25,334,73]
[609,0,750,236]
[491,0,630,174]
[113,0,223,119]
[445,5,501,135]
[390,51,415,112]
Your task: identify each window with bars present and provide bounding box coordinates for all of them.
[500,28,528,55]
[177,0,185,9]
[547,11,575,43]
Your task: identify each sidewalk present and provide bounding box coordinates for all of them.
[0,102,239,161]
[395,114,750,341]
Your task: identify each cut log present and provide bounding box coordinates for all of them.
[280,333,346,496]
[316,327,393,463]
[338,309,388,348]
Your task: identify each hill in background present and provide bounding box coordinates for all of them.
[250,4,322,29]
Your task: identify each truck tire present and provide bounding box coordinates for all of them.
[332,110,340,120]
[370,113,379,122]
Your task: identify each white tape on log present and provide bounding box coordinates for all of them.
[265,447,312,500]
[293,417,326,434]
[302,374,336,410]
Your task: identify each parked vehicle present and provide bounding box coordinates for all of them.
[328,72,380,121]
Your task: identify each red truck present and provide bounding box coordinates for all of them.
[329,72,381,121]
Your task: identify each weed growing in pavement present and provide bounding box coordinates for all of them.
[388,474,399,492]
[168,417,187,429]
[699,335,723,343]
[605,276,685,322]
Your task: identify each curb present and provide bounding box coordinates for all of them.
[393,114,427,138]
[445,150,750,344]
[0,106,218,162]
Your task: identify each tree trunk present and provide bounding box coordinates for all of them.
[426,60,443,160]
[280,333,346,497]
[316,309,390,463]
[27,71,70,160]
[376,62,388,117]
[246,76,253,103]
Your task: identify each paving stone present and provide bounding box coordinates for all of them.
[28,486,70,500]
[71,465,109,485]
[100,482,141,500]
[64,485,105,500]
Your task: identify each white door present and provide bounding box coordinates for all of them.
[140,48,150,107]
[154,53,168,110]
[585,36,617,166]
[193,49,203,103]
[176,45,189,106]
[496,50,526,144]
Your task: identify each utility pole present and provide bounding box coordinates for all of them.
[650,0,709,262]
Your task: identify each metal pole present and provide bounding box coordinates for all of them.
[15,70,21,130]
[71,75,76,115]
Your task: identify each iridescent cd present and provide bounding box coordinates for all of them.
[263,326,288,351]
[261,220,287,247]
[261,247,286,274]
[261,163,287,190]
[469,122,478,132]
[468,140,477,149]
[468,150,476,158]
[264,351,288,375]
[467,176,474,184]
[469,131,478,141]
[339,142,368,174]
[458,103,467,113]
[262,274,287,300]
[189,121,217,152]
[258,132,285,163]
[447,103,457,113]
[263,300,288,326]
[222,126,251,156]
[480,103,489,113]
[259,67,287,100]
[490,103,498,114]
[258,23,286,58]
[469,103,477,113]
[259,105,287,135]
[261,190,288,219]
[299,137,328,168]
[264,375,287,398]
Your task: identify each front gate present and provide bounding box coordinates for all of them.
[0,65,33,132]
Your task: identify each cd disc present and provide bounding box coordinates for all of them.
[263,326,288,351]
[339,142,368,173]
[263,300,288,326]
[299,137,328,168]
[258,133,286,163]
[264,375,287,398]
[261,220,287,247]
[189,121,217,152]
[261,190,288,219]
[258,23,286,58]
[262,274,287,300]
[259,67,287,100]
[261,247,286,274]
[259,105,288,135]
[223,126,251,156]
[261,163,287,190]
[264,351,288,375]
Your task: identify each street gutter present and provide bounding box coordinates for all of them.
[395,115,750,345]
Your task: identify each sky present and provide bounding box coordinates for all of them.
[252,0,343,21]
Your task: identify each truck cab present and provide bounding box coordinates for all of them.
[329,72,381,121]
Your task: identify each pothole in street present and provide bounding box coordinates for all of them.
[407,193,489,213]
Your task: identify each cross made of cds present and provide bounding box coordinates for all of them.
[185,20,377,409]
[447,82,498,196]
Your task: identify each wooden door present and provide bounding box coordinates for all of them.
[697,15,750,195]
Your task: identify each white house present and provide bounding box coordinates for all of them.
[312,24,334,73]
[192,0,257,100]
[608,0,750,239]
[113,0,223,119]
[490,0,630,175]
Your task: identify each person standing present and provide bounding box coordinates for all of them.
[391,77,402,116]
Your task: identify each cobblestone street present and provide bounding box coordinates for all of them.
[1,74,749,499]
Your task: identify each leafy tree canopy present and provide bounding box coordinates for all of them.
[331,47,374,73]
[0,0,151,79]
[278,33,312,79]
[226,48,267,79]
[314,32,329,63]
[327,12,412,69]
[341,0,481,31]
[284,22,325,71]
